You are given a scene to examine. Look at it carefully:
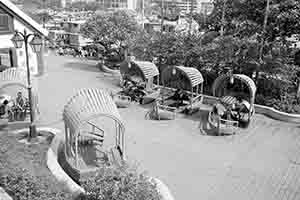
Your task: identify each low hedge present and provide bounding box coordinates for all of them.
[78,164,162,200]
[255,94,300,114]
[0,132,72,200]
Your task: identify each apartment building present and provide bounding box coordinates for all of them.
[150,0,213,15]
[94,0,137,10]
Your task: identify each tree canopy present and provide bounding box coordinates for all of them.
[205,0,300,41]
[81,10,140,47]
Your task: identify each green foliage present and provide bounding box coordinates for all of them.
[208,0,300,41]
[30,11,53,24]
[81,10,140,47]
[79,164,162,200]
[81,10,141,61]
[0,132,72,200]
[0,169,70,200]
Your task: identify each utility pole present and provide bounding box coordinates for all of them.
[256,0,271,82]
[42,0,46,28]
[160,0,164,34]
[220,0,227,37]
[142,0,145,29]
[189,0,194,36]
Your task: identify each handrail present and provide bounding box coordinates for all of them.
[159,86,200,96]
[219,118,239,127]
[86,121,105,134]
[157,104,177,112]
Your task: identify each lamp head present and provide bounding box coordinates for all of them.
[11,32,24,49]
[30,35,43,53]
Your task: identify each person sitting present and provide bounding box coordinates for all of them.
[231,96,250,120]
[15,92,27,120]
[0,100,9,119]
[170,89,181,101]
[58,47,64,56]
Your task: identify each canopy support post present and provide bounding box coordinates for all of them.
[75,132,78,168]
[190,87,193,108]
[65,122,69,156]
[201,83,204,102]
[115,121,118,149]
[121,125,125,160]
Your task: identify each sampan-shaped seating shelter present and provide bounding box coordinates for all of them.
[120,59,160,104]
[208,74,256,135]
[0,68,39,122]
[63,88,125,169]
[159,66,204,114]
[212,73,256,122]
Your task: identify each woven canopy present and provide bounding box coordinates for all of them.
[63,88,125,134]
[120,60,159,81]
[161,66,204,88]
[212,74,257,105]
[0,68,30,89]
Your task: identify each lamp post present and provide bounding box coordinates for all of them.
[11,29,43,140]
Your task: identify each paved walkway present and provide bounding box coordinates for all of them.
[37,53,300,200]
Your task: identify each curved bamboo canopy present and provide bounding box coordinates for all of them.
[0,68,31,89]
[161,66,204,90]
[120,60,159,81]
[0,68,38,113]
[63,88,126,167]
[63,88,125,134]
[212,74,257,106]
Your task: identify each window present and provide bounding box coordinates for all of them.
[0,14,13,34]
[0,48,16,71]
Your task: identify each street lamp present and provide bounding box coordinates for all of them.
[11,29,43,140]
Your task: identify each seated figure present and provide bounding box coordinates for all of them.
[231,96,250,120]
[0,100,14,121]
[0,100,9,118]
[14,92,27,120]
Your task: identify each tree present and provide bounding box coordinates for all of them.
[208,0,300,41]
[81,10,141,60]
[30,11,53,27]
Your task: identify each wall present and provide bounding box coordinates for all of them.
[0,12,41,76]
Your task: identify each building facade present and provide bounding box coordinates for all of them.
[96,0,137,10]
[150,0,213,15]
[0,0,48,76]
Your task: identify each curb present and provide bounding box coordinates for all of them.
[45,128,85,197]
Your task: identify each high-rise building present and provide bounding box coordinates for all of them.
[150,0,213,15]
[96,0,137,10]
[61,0,66,8]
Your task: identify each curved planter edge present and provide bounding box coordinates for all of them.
[254,104,300,123]
[46,128,175,200]
[202,95,300,123]
[46,128,85,197]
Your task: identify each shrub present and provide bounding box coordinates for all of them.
[0,168,70,200]
[255,93,300,114]
[79,164,162,200]
[0,132,72,200]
